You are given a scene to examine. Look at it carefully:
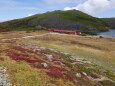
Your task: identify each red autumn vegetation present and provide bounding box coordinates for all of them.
[47,71,63,78]
[47,71,74,82]
[47,66,65,71]
[5,45,75,83]
[47,66,65,78]
[12,46,28,53]
[0,57,4,61]
[46,66,74,82]
[7,53,42,63]
[63,73,74,81]
[0,26,16,32]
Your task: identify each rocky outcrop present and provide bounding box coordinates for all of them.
[0,67,12,86]
[39,16,99,33]
[0,10,108,32]
[102,18,115,29]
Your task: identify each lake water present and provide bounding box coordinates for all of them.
[98,29,115,38]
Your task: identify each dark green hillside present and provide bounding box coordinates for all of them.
[0,10,108,32]
[102,18,115,29]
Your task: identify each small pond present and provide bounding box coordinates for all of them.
[98,29,115,38]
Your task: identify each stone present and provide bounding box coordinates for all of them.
[82,72,87,76]
[41,63,48,67]
[99,69,106,73]
[90,73,101,79]
[45,54,53,61]
[0,67,12,86]
[76,73,81,77]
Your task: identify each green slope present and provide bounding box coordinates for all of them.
[0,10,108,32]
[102,18,115,29]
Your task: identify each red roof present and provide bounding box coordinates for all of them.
[48,29,80,33]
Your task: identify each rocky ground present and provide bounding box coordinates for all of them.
[0,32,115,86]
[17,43,115,84]
[0,67,12,86]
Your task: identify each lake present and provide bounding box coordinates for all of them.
[98,29,115,38]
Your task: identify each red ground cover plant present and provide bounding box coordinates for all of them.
[46,66,74,82]
[47,71,63,78]
[46,66,68,79]
[4,45,76,83]
[46,66,64,78]
[11,46,28,53]
[0,29,7,32]
[6,45,46,65]
[0,26,11,32]
[63,73,74,81]
[0,57,4,61]
[7,52,43,63]
[47,66,65,71]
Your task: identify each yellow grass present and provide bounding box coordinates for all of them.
[19,33,115,71]
[0,30,49,39]
[0,47,74,86]
[0,34,76,86]
[0,31,115,86]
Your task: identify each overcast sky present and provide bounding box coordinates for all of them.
[0,0,115,21]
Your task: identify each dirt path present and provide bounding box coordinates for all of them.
[1,32,105,41]
[1,33,50,41]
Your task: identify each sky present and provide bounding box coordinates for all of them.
[0,0,115,21]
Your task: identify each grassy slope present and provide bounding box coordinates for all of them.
[0,32,115,86]
[0,10,108,31]
[25,33,115,72]
[102,18,115,28]
[0,31,115,86]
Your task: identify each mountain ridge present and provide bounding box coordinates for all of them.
[0,10,109,33]
[102,18,115,29]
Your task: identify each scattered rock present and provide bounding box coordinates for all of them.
[82,72,87,76]
[45,54,53,61]
[59,62,65,66]
[0,67,12,86]
[17,43,46,51]
[90,73,101,79]
[71,62,78,65]
[99,69,107,74]
[86,66,94,69]
[99,36,103,38]
[54,61,65,66]
[76,73,81,77]
[70,56,84,62]
[41,63,48,68]
[63,52,69,55]
[88,76,107,82]
[0,67,7,73]
[82,60,92,64]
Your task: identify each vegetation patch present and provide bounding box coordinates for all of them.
[0,31,115,86]
[0,57,4,61]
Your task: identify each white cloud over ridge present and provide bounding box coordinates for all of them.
[64,0,115,15]
[27,14,34,17]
